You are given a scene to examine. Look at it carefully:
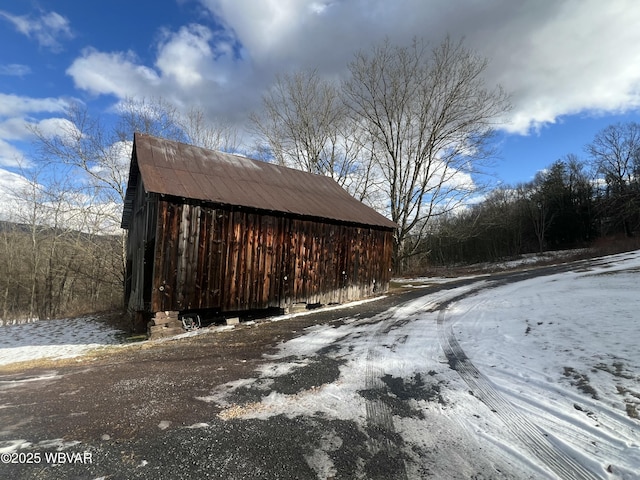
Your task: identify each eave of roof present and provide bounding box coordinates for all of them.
[121,133,396,230]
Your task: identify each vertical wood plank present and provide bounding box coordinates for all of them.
[143,198,393,315]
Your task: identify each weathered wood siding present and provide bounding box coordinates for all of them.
[147,197,393,313]
[124,174,158,314]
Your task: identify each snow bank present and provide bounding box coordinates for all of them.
[0,316,125,366]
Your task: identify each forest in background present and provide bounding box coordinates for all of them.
[0,222,122,322]
[408,132,640,271]
[1,37,639,321]
[3,121,638,321]
[2,121,639,321]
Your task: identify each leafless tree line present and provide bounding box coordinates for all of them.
[1,36,512,322]
[413,122,640,270]
[19,34,626,319]
[1,97,239,322]
[251,37,511,271]
[0,173,122,321]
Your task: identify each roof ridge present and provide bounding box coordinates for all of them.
[123,133,396,230]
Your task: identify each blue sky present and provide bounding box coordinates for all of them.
[1,0,640,195]
[497,111,640,184]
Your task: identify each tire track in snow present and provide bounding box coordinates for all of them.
[362,314,409,479]
[360,282,489,480]
[437,306,600,480]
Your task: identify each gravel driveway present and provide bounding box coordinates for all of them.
[0,262,616,479]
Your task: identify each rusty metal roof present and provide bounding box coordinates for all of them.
[121,133,396,230]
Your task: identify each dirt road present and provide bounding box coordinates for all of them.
[0,263,607,479]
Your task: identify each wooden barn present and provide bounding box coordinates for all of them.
[121,133,395,334]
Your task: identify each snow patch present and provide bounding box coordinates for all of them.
[0,316,125,366]
[157,420,171,430]
[200,250,640,477]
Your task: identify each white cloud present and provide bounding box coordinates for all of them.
[67,25,253,122]
[204,0,304,58]
[0,93,68,117]
[33,117,79,140]
[0,94,72,166]
[0,115,76,144]
[0,9,73,52]
[483,1,640,133]
[66,49,161,98]
[0,64,31,76]
[0,139,26,167]
[201,0,640,134]
[60,0,640,138]
[0,117,31,141]
[155,24,214,88]
[0,169,31,216]
[199,0,359,73]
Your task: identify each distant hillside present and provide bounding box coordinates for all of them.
[0,220,123,322]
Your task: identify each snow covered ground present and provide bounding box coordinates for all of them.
[201,250,640,479]
[1,250,639,478]
[447,250,640,479]
[0,316,125,366]
[394,249,590,287]
[0,298,386,367]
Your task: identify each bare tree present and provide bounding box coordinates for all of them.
[252,69,342,172]
[520,180,554,254]
[587,122,640,187]
[0,221,21,320]
[251,69,379,202]
[181,106,241,152]
[30,102,128,211]
[8,161,77,318]
[18,167,45,320]
[1,167,123,319]
[116,96,242,152]
[28,102,132,289]
[586,122,640,236]
[342,37,510,271]
[113,96,185,145]
[29,98,234,282]
[2,96,241,321]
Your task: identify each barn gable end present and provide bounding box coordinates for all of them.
[121,133,395,332]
